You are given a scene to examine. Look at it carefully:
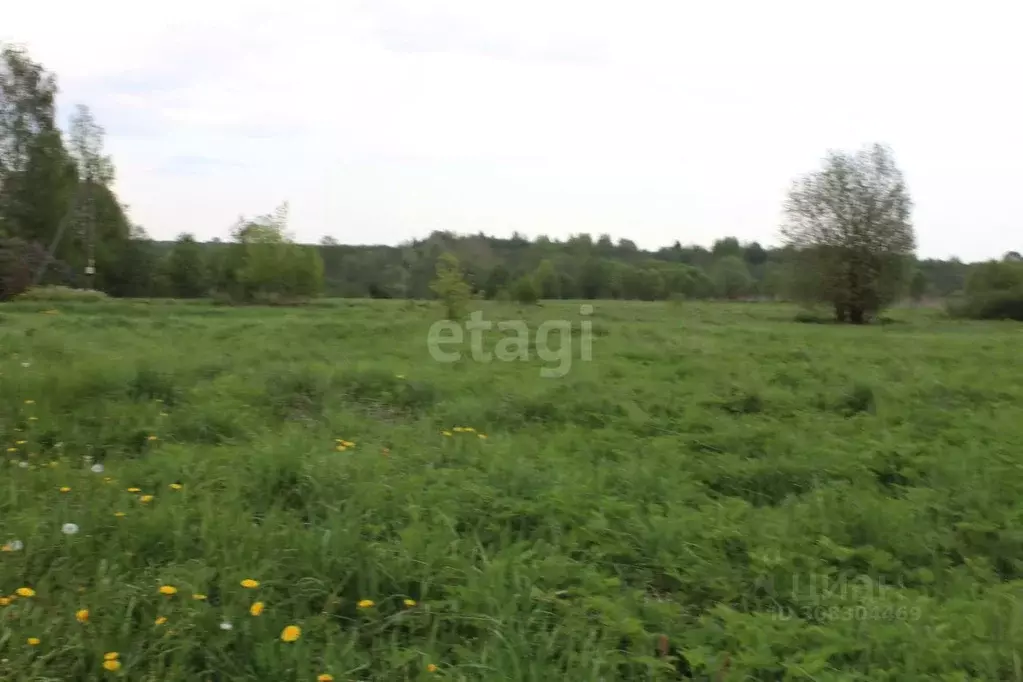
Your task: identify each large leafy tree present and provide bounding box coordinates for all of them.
[781,143,916,323]
[0,44,77,252]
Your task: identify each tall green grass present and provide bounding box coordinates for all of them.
[1,300,1022,680]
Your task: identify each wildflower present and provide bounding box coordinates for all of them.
[465,427,475,433]
[280,625,301,642]
[154,616,167,625]
[2,540,23,552]
[103,659,121,671]
[442,431,452,437]
[18,461,28,468]
[114,511,126,518]
[147,435,158,441]
[336,445,347,452]
[59,486,71,493]
[76,609,89,623]
[478,433,487,439]
[16,587,35,597]
[0,597,10,606]
[453,427,464,432]
[6,448,16,453]
[403,598,417,607]
[318,675,335,682]
[27,637,40,646]
[240,579,260,589]
[158,585,177,595]
[15,440,26,445]
[104,477,114,484]
[169,483,182,490]
[249,601,265,616]
[139,495,154,503]
[24,399,34,404]
[357,599,375,609]
[427,664,438,673]
[91,463,105,474]
[126,487,141,493]
[192,593,207,600]
[219,621,233,631]
[104,652,119,661]
[62,523,80,535]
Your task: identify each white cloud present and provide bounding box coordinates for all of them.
[3,0,1022,259]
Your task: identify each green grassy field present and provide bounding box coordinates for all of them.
[2,298,1022,681]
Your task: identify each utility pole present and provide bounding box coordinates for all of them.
[83,172,95,290]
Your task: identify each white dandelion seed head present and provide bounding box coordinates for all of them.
[18,461,29,469]
[61,523,79,535]
[4,539,23,551]
[219,621,233,631]
[90,463,104,474]
[20,362,30,368]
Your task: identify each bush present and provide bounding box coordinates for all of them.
[948,289,1023,321]
[0,238,53,301]
[511,275,540,305]
[15,285,109,302]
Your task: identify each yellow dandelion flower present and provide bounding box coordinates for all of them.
[280,624,301,642]
[442,431,452,437]
[24,400,35,405]
[126,487,141,493]
[104,652,119,660]
[403,598,417,607]
[104,477,114,483]
[15,440,26,445]
[139,494,154,503]
[27,637,40,646]
[76,608,89,623]
[169,483,182,490]
[6,448,16,453]
[154,616,167,625]
[16,587,35,597]
[478,433,487,439]
[103,659,121,671]
[453,427,464,432]
[147,435,158,441]
[0,597,10,606]
[114,511,126,518]
[192,593,207,600]
[240,579,260,589]
[318,675,335,682]
[59,486,71,493]
[427,663,438,673]
[158,585,177,595]
[343,440,354,447]
[357,599,375,609]
[335,445,347,452]
[249,601,265,616]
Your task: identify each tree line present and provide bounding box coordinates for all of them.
[2,42,1021,321]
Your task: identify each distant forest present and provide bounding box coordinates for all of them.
[145,231,996,302]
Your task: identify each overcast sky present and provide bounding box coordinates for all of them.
[4,0,1021,260]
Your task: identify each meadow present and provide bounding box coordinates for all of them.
[1,298,1022,681]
